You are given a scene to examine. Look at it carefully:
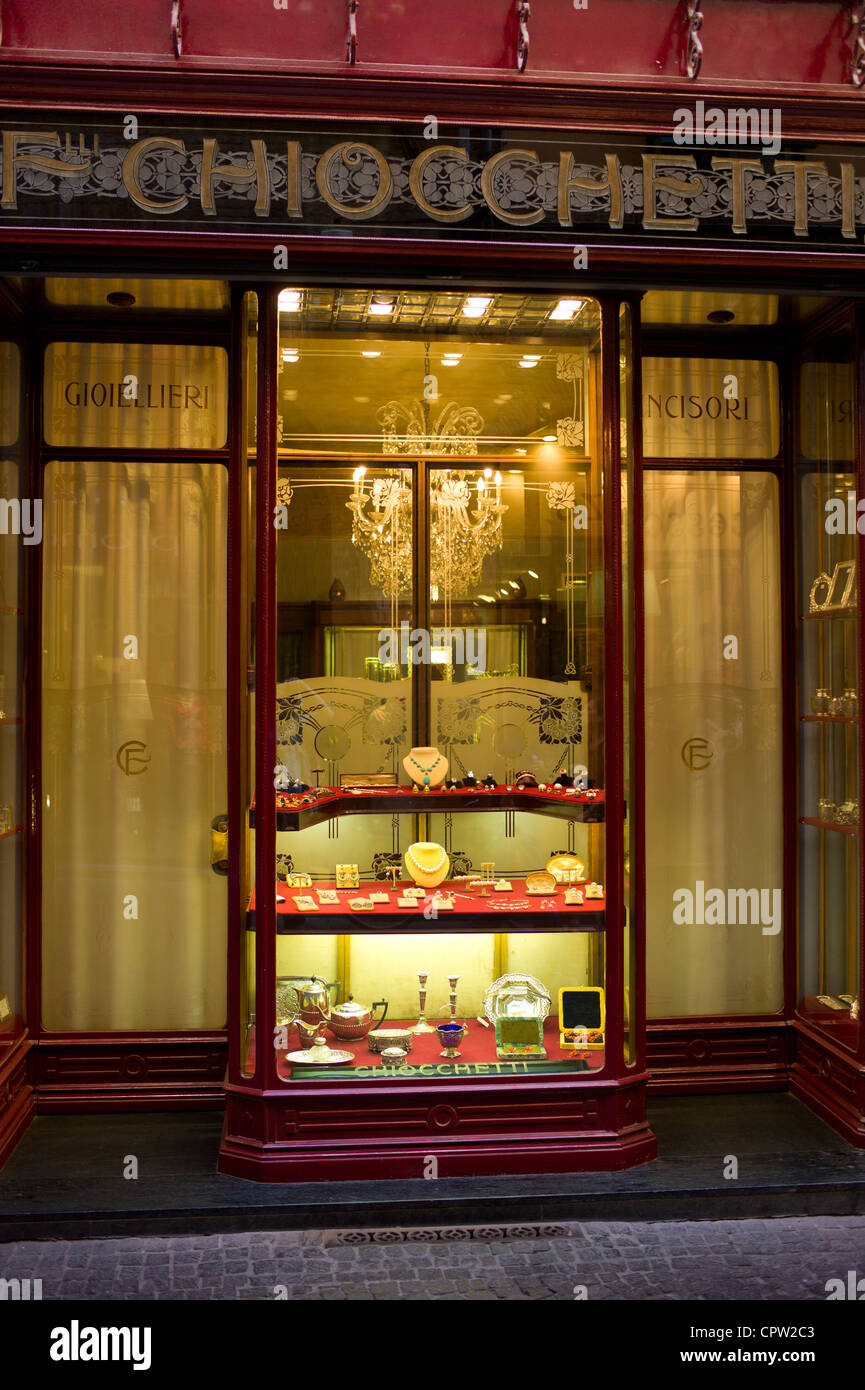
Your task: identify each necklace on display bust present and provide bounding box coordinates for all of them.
[406,844,447,875]
[403,746,448,791]
[404,840,451,888]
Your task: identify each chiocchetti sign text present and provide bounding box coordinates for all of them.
[0,126,863,243]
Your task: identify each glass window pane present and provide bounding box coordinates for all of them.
[267,289,609,1082]
[41,459,228,1030]
[796,323,861,1048]
[644,470,784,1016]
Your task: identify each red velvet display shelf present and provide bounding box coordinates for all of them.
[247,882,606,933]
[799,816,861,836]
[250,784,606,831]
[246,1017,605,1078]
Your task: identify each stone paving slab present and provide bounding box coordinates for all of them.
[0,1216,864,1300]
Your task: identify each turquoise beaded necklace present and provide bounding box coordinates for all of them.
[408,753,442,788]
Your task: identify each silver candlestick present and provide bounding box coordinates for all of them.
[446,973,459,1022]
[411,970,435,1034]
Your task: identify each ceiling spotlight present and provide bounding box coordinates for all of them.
[462,295,492,318]
[528,570,539,579]
[508,580,520,590]
[542,434,556,442]
[550,298,585,320]
[707,309,735,324]
[442,353,462,365]
[369,300,395,315]
[278,289,302,312]
[518,355,541,368]
[106,291,136,308]
[281,349,299,362]
[361,350,381,358]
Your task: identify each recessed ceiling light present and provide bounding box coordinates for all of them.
[361,350,381,358]
[550,298,585,321]
[369,301,394,315]
[499,588,509,596]
[281,350,299,362]
[518,359,539,369]
[278,289,302,312]
[442,353,462,365]
[528,570,539,579]
[542,434,556,442]
[106,291,135,308]
[515,448,527,455]
[462,295,492,318]
[707,309,735,324]
[508,581,520,590]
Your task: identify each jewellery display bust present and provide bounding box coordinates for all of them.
[404,840,450,888]
[402,745,448,790]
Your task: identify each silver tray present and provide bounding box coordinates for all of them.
[285,1048,354,1065]
[483,973,551,1023]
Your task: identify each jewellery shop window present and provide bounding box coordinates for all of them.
[796,314,862,1047]
[256,288,608,1082]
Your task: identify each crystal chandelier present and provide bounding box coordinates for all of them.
[347,340,508,606]
[348,467,507,602]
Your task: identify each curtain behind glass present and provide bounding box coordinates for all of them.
[644,471,784,1016]
[41,460,227,1030]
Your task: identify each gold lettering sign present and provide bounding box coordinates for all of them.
[798,362,854,462]
[316,142,393,220]
[44,343,228,450]
[642,358,780,459]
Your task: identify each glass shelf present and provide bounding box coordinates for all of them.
[800,714,858,724]
[800,606,858,621]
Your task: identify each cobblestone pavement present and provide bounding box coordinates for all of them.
[3,1215,865,1299]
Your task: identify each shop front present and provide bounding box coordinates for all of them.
[2,3,865,1182]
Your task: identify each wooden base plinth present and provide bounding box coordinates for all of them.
[0,1027,35,1172]
[790,1021,865,1148]
[218,1073,656,1182]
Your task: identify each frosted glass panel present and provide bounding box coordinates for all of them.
[41,460,227,1030]
[644,471,784,1017]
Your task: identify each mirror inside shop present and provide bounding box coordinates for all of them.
[242,289,621,1080]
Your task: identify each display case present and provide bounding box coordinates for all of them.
[220,285,653,1180]
[792,306,865,1141]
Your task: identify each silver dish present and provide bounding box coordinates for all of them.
[285,1048,354,1065]
[483,973,551,1024]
